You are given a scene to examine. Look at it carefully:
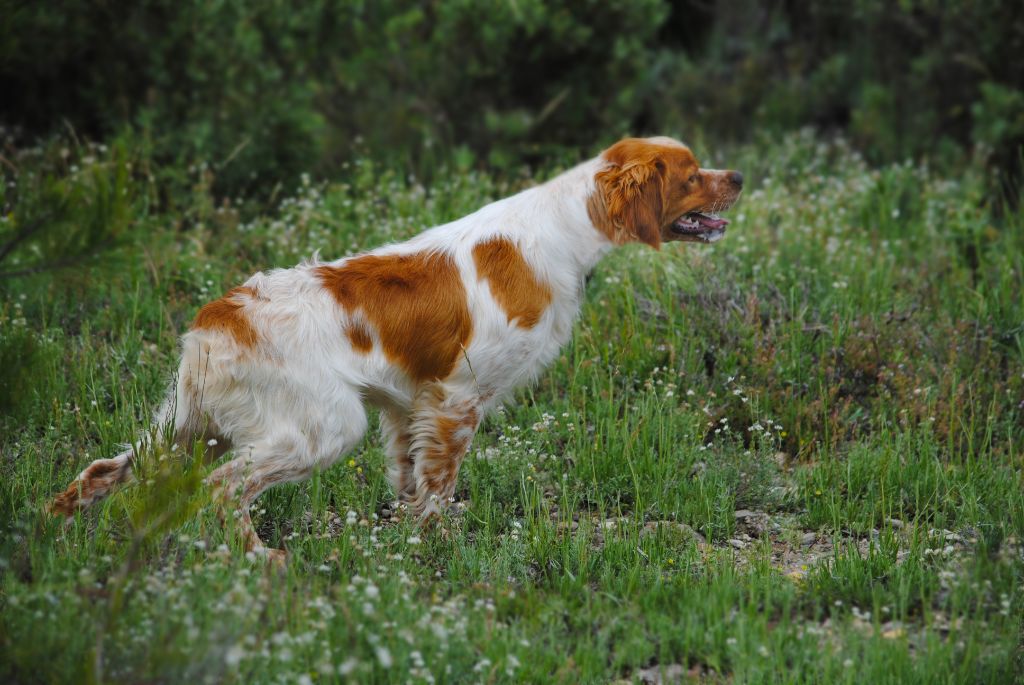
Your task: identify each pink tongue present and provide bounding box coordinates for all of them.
[697,214,728,230]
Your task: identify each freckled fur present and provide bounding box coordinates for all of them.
[50,136,741,562]
[345,321,374,353]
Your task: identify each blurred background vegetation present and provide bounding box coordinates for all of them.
[2,6,1024,681]
[3,0,1022,202]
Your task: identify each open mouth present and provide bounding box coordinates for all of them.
[671,212,729,243]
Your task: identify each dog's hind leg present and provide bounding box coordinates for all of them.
[381,408,416,504]
[49,356,228,521]
[50,448,136,519]
[205,390,369,564]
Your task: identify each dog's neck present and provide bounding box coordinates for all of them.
[504,156,615,296]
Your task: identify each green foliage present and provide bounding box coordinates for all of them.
[1,131,1022,682]
[2,5,1022,676]
[0,325,57,420]
[0,136,138,280]
[3,1,1022,197]
[0,0,667,194]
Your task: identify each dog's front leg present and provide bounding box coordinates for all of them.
[407,387,482,521]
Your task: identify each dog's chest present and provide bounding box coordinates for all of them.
[465,287,581,394]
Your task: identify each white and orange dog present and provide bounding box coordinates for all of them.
[52,137,743,562]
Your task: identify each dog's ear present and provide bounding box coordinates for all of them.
[595,149,666,249]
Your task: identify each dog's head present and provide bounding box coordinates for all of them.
[590,136,743,248]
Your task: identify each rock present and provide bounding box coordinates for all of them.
[734,509,771,537]
[933,529,963,543]
[728,538,747,550]
[885,518,905,530]
[801,532,817,547]
[636,663,689,684]
[641,521,707,544]
[881,624,906,640]
[676,523,707,544]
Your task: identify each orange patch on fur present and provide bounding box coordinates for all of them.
[472,238,552,328]
[192,286,260,347]
[586,192,619,244]
[316,252,472,382]
[345,321,373,353]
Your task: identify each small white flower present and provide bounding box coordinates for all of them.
[375,646,393,668]
[224,645,245,667]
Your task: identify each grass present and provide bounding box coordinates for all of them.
[1,129,1022,683]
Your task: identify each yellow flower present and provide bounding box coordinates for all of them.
[347,459,356,467]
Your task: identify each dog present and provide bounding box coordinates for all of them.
[51,136,743,563]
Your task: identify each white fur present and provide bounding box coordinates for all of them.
[141,155,617,535]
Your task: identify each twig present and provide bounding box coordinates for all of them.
[0,212,57,264]
[0,153,18,173]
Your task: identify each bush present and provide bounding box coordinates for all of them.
[1,0,1021,196]
[0,0,667,194]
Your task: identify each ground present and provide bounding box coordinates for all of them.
[1,131,1022,683]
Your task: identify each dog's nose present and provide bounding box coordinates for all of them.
[729,171,744,188]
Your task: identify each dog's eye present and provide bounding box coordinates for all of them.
[688,174,698,184]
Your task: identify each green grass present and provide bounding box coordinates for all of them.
[1,130,1023,683]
